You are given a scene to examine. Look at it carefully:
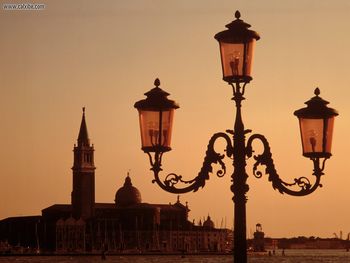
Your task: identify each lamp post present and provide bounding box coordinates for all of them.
[134,11,338,262]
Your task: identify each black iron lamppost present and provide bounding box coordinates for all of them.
[134,11,338,263]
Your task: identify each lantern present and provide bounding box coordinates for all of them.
[214,11,260,84]
[134,78,179,153]
[294,88,338,158]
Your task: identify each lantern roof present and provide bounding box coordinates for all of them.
[214,10,260,42]
[134,78,179,111]
[294,88,339,118]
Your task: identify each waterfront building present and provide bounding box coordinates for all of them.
[0,109,230,253]
[252,223,265,252]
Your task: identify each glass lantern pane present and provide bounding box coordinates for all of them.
[220,42,244,79]
[161,110,175,148]
[219,39,256,81]
[299,118,325,157]
[324,117,335,154]
[138,109,174,152]
[245,40,255,77]
[139,110,159,148]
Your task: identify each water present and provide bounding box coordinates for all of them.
[1,250,350,263]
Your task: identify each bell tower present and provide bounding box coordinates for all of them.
[71,107,95,219]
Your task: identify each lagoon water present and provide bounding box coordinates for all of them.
[1,250,350,263]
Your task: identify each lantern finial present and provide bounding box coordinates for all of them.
[235,10,241,20]
[314,87,320,96]
[154,78,160,87]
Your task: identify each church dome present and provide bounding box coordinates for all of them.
[115,176,142,207]
[203,215,215,229]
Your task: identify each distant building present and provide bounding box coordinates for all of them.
[0,109,231,253]
[252,223,265,252]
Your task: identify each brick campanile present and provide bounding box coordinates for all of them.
[71,107,95,219]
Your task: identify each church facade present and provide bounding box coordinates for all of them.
[0,110,231,254]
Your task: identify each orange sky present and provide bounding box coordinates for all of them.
[1,0,350,238]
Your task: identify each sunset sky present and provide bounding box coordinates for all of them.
[1,0,350,238]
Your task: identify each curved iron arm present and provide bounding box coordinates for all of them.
[147,132,233,194]
[246,133,326,196]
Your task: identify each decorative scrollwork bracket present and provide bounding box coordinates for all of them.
[246,134,327,196]
[146,132,234,194]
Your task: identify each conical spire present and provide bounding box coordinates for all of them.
[78,107,90,146]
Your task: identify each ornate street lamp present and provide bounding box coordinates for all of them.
[214,10,260,83]
[134,79,180,191]
[134,78,179,154]
[294,87,338,159]
[134,11,338,263]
